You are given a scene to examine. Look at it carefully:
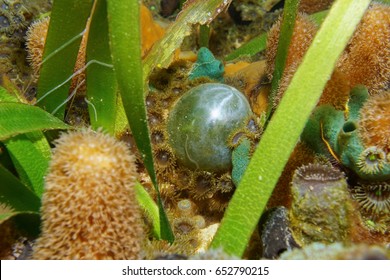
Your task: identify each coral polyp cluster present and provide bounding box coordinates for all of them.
[0,0,52,95]
[33,129,144,260]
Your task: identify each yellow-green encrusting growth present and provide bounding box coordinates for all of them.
[33,129,144,259]
[289,163,354,245]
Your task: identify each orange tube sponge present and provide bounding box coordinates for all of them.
[33,129,144,260]
[358,91,390,153]
[338,3,390,95]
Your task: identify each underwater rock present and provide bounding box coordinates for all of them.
[280,242,389,260]
[258,206,299,259]
[289,163,354,245]
[190,247,238,260]
[160,0,180,17]
[167,83,252,172]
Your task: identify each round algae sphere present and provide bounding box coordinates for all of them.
[167,83,252,172]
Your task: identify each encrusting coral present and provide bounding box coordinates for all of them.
[32,129,144,260]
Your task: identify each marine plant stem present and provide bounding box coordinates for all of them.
[106,0,174,242]
[211,0,372,257]
[268,0,299,118]
[86,0,117,135]
[35,0,93,119]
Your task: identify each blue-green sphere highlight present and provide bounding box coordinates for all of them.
[167,83,252,172]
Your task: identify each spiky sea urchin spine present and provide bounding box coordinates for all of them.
[289,163,354,245]
[33,129,144,260]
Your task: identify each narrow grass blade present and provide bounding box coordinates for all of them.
[224,10,328,62]
[106,0,174,242]
[0,211,41,239]
[3,132,50,196]
[135,182,160,239]
[143,0,232,78]
[225,34,267,61]
[211,0,371,257]
[86,0,117,135]
[268,0,299,116]
[35,0,93,119]
[0,90,63,196]
[0,103,70,141]
[199,25,210,48]
[0,165,41,212]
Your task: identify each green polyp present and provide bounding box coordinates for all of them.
[347,85,369,122]
[232,138,251,186]
[188,47,224,82]
[167,83,252,172]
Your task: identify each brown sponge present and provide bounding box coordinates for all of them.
[338,3,390,95]
[33,129,144,259]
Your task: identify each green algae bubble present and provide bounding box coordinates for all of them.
[167,83,252,172]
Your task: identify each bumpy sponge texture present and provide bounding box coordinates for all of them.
[358,91,390,153]
[338,3,390,95]
[33,129,144,259]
